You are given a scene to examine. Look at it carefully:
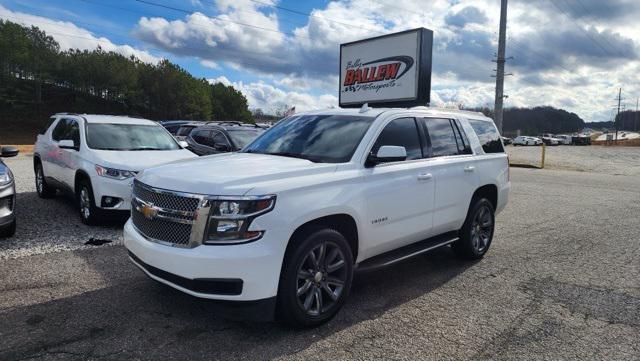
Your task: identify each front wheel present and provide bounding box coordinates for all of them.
[277,228,354,328]
[453,198,495,260]
[77,179,100,225]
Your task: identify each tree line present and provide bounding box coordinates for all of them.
[468,106,588,136]
[0,20,252,124]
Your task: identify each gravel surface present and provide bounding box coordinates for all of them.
[0,155,123,259]
[1,153,639,360]
[506,145,640,175]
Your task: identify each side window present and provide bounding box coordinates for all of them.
[40,117,57,135]
[212,131,230,147]
[66,120,81,145]
[191,130,209,145]
[177,126,193,137]
[451,119,472,154]
[51,119,69,142]
[468,119,505,154]
[423,118,461,157]
[371,118,423,160]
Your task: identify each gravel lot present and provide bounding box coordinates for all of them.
[507,145,640,176]
[1,152,639,360]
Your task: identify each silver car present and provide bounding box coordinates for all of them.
[0,146,19,237]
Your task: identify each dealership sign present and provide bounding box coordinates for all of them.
[339,28,433,108]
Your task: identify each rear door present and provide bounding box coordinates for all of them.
[362,117,436,258]
[420,117,479,234]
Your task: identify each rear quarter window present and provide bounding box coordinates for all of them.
[468,119,504,154]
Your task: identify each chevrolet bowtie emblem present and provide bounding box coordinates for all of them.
[140,202,158,220]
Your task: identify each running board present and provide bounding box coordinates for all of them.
[356,232,459,273]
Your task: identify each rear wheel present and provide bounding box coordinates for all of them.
[35,162,56,198]
[0,219,16,238]
[277,228,353,328]
[453,198,495,260]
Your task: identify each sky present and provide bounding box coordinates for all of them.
[1,0,638,122]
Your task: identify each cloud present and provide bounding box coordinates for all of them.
[445,6,489,28]
[0,5,159,64]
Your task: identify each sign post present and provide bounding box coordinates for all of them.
[339,28,433,108]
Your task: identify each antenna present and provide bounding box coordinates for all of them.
[359,103,370,113]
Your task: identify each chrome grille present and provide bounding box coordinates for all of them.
[133,182,199,212]
[131,181,201,246]
[131,209,192,245]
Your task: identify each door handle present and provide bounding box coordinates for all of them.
[417,173,433,181]
[464,166,475,172]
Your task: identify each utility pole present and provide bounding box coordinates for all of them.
[615,88,622,141]
[493,0,508,134]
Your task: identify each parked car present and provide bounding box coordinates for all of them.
[541,136,560,146]
[572,135,591,145]
[554,135,573,145]
[159,120,192,135]
[172,122,206,141]
[501,136,512,145]
[186,123,265,155]
[124,107,510,327]
[34,114,197,225]
[513,136,542,146]
[0,146,19,237]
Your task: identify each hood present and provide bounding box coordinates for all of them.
[137,152,337,195]
[92,149,197,171]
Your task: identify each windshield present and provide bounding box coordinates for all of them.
[242,115,375,163]
[86,124,180,151]
[228,129,264,148]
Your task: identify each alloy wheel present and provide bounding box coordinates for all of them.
[470,205,493,253]
[35,167,43,194]
[296,241,347,317]
[79,187,91,220]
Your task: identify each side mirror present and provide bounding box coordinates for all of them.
[59,139,77,150]
[178,140,189,148]
[366,145,407,167]
[0,146,19,158]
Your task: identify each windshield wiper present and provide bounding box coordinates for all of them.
[264,152,318,162]
[129,147,164,151]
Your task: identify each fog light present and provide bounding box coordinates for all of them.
[101,196,122,208]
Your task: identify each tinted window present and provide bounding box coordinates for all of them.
[227,129,263,148]
[243,115,375,163]
[40,117,57,135]
[468,119,505,153]
[191,129,211,146]
[424,118,460,157]
[372,118,423,160]
[177,126,196,137]
[86,124,179,151]
[212,132,229,147]
[451,119,472,154]
[51,119,68,141]
[66,120,80,145]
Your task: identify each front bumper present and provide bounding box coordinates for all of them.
[123,219,286,301]
[0,182,16,227]
[91,175,134,210]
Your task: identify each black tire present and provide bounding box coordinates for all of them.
[0,219,16,238]
[453,198,495,260]
[34,162,56,198]
[77,178,101,225]
[277,227,354,328]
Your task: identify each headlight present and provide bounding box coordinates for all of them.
[95,165,136,180]
[205,195,276,244]
[0,169,12,186]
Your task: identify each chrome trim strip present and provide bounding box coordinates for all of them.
[378,237,459,267]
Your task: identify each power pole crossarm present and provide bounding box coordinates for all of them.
[494,0,508,135]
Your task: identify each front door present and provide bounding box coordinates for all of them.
[362,117,435,259]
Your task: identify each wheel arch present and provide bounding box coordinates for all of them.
[471,184,498,211]
[286,213,360,263]
[74,169,92,195]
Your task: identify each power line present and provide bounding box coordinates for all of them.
[547,0,618,58]
[560,0,626,57]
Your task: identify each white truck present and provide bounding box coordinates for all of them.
[124,107,510,327]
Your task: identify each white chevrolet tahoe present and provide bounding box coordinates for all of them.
[124,107,510,327]
[34,114,196,225]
